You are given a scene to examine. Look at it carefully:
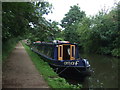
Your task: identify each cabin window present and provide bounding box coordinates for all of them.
[63,45,70,60]
[58,45,76,60]
[60,46,62,57]
[70,45,75,60]
[58,45,63,60]
[72,46,75,57]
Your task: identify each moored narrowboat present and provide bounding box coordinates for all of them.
[31,40,90,75]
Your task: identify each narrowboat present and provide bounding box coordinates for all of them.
[31,40,90,75]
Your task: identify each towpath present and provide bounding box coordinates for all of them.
[2,42,49,88]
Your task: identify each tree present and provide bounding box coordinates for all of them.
[2,1,53,43]
[60,5,85,43]
[2,2,36,42]
[77,2,120,56]
[61,5,85,28]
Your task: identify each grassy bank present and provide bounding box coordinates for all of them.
[2,38,18,62]
[22,42,82,89]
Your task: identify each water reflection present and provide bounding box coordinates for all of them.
[80,53,118,88]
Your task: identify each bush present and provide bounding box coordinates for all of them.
[55,38,64,41]
[2,38,18,61]
[112,48,120,57]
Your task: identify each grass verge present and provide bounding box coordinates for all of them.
[22,42,82,89]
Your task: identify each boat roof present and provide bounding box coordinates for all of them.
[33,40,77,45]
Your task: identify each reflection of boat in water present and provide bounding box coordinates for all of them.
[31,40,91,75]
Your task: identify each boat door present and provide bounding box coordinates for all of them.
[58,44,75,60]
[58,45,63,60]
[70,45,75,60]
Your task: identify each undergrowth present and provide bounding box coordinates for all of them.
[2,38,18,62]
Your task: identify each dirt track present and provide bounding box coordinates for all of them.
[2,42,49,88]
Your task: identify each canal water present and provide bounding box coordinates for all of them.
[80,53,119,88]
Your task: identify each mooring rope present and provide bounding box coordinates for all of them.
[57,67,69,75]
[73,67,82,73]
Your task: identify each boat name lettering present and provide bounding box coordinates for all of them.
[64,61,79,65]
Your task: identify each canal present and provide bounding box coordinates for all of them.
[80,53,119,88]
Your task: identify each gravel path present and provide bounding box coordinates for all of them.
[2,42,49,88]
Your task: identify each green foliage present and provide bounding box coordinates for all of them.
[3,1,120,61]
[99,47,111,55]
[2,2,53,43]
[61,5,85,28]
[55,38,64,41]
[61,5,85,43]
[22,42,82,88]
[29,19,61,42]
[60,2,120,57]
[2,2,35,42]
[2,38,18,61]
[35,1,52,16]
[77,3,119,56]
[112,48,120,57]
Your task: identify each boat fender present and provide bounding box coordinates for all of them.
[83,59,90,67]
